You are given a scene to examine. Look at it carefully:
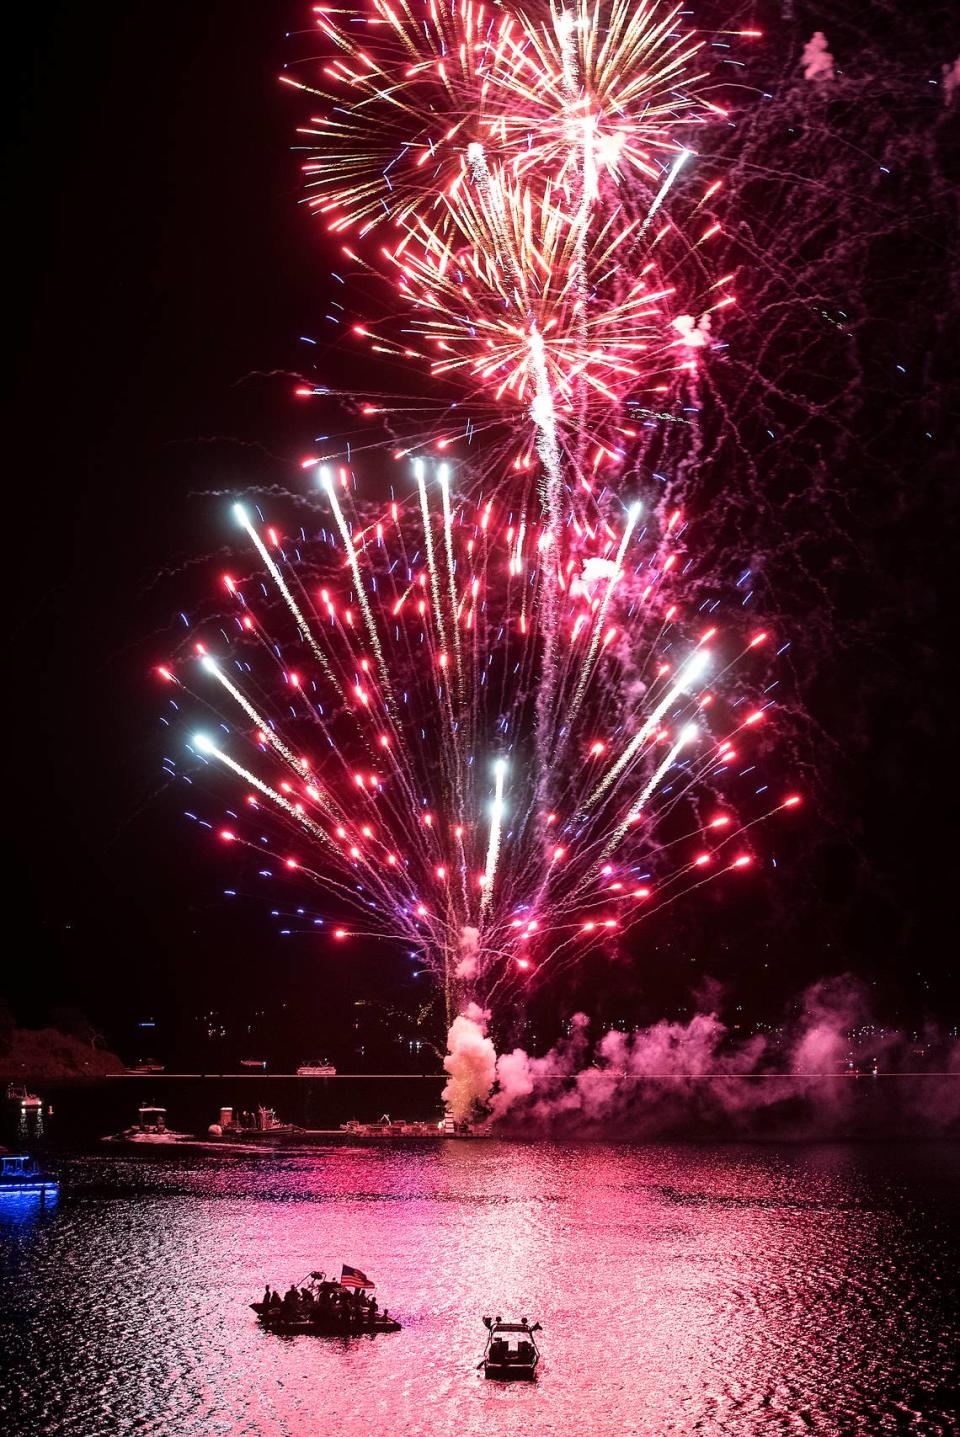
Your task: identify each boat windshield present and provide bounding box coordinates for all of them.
[487,1322,538,1355]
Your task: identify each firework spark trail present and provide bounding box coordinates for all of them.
[193,733,336,857]
[414,458,469,874]
[415,459,451,668]
[582,646,711,811]
[465,140,564,532]
[462,133,568,807]
[200,655,306,776]
[556,5,595,483]
[437,463,463,692]
[637,145,692,237]
[481,757,508,914]
[598,722,699,863]
[317,466,395,709]
[233,501,343,699]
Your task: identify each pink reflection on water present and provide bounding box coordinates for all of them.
[2,1142,959,1435]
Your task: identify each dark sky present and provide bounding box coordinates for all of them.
[4,1,957,1059]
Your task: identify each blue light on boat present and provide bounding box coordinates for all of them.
[0,1154,59,1196]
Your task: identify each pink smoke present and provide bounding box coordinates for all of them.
[454,926,481,980]
[802,32,835,84]
[488,979,959,1138]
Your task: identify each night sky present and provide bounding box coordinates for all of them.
[5,1,957,1063]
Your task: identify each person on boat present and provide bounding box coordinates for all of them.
[283,1284,300,1314]
[262,1285,273,1308]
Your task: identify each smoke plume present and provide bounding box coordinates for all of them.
[487,979,959,1138]
[442,1003,497,1120]
[671,312,711,350]
[455,926,481,980]
[802,32,835,83]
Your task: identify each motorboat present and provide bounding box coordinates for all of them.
[251,1268,401,1335]
[239,1058,268,1069]
[481,1316,541,1381]
[104,1105,188,1143]
[297,1061,336,1077]
[0,1151,58,1198]
[208,1105,297,1139]
[4,1083,42,1110]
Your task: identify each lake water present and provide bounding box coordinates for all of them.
[2,1139,958,1435]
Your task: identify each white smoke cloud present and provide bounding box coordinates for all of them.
[442,1002,497,1120]
[455,925,481,979]
[802,32,835,84]
[671,312,711,349]
[576,556,619,591]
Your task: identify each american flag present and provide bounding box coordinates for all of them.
[340,1264,374,1290]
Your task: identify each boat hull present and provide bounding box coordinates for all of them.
[210,1127,299,1141]
[483,1363,538,1381]
[103,1131,188,1144]
[251,1304,400,1335]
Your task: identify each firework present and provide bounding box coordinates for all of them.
[282,1,759,510]
[287,0,721,230]
[159,3,803,1073]
[164,468,797,1026]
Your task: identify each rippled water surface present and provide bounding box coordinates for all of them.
[3,1142,959,1435]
